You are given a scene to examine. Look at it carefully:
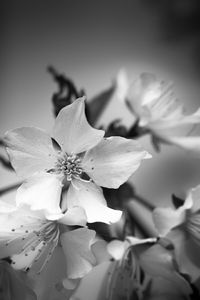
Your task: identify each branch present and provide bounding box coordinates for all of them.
[125,199,157,238]
[133,194,155,211]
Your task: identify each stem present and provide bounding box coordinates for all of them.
[125,199,157,238]
[133,194,155,211]
[0,182,21,196]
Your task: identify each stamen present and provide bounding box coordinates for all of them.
[55,153,83,181]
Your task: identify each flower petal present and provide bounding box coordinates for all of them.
[0,206,42,259]
[52,98,104,155]
[82,136,151,188]
[58,207,87,227]
[61,228,96,279]
[161,136,200,152]
[16,173,62,218]
[115,69,129,103]
[65,180,122,224]
[0,261,37,300]
[167,229,200,282]
[4,127,57,178]
[107,240,128,260]
[186,184,200,212]
[153,206,186,236]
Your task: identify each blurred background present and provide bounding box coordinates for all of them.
[1,0,200,236]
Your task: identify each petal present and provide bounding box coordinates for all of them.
[186,184,200,212]
[4,127,57,178]
[65,180,122,224]
[16,173,62,218]
[0,199,17,213]
[58,207,87,227]
[146,275,192,299]
[11,243,44,270]
[115,69,129,103]
[149,107,200,131]
[91,240,111,264]
[167,229,200,282]
[127,73,161,113]
[161,136,200,152]
[82,136,151,188]
[139,243,194,297]
[107,240,128,260]
[52,97,105,154]
[0,261,37,300]
[153,206,186,236]
[61,228,96,279]
[0,206,45,260]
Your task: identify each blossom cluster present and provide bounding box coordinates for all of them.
[0,69,200,300]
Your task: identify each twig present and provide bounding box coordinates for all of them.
[133,194,155,211]
[125,200,157,238]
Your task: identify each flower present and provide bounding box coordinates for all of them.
[107,236,192,300]
[116,71,200,152]
[153,184,200,285]
[4,97,151,223]
[0,260,36,300]
[0,198,98,282]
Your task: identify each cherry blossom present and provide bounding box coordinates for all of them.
[116,71,200,152]
[4,97,150,223]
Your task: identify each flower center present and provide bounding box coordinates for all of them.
[55,153,83,181]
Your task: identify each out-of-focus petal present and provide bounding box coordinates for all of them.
[127,73,161,115]
[0,260,37,300]
[167,229,200,283]
[82,136,151,189]
[65,180,122,224]
[144,276,192,300]
[58,207,87,227]
[162,136,200,152]
[139,243,192,297]
[115,69,129,103]
[186,184,200,212]
[107,240,128,260]
[61,228,96,279]
[52,98,104,155]
[153,206,186,236]
[16,173,62,217]
[91,240,111,264]
[4,127,57,178]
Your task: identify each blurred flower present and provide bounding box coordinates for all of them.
[107,236,192,299]
[116,71,200,152]
[0,199,97,282]
[0,260,36,300]
[153,184,200,286]
[4,97,151,223]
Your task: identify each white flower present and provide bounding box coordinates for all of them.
[4,97,151,223]
[0,199,97,281]
[107,236,191,300]
[116,71,200,152]
[153,184,200,282]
